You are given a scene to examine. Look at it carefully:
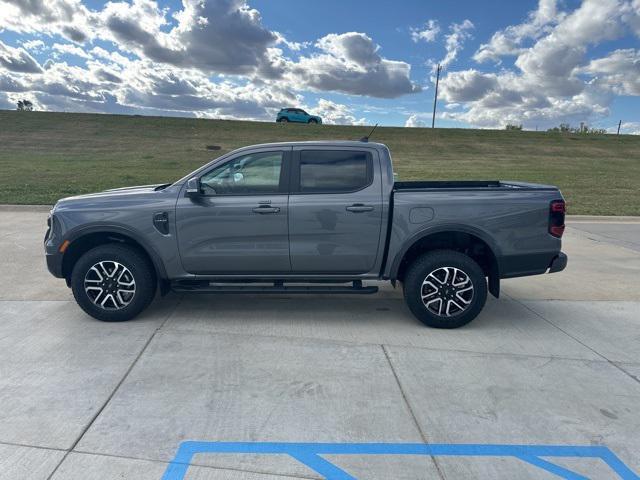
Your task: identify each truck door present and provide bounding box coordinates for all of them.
[292,109,305,122]
[175,149,291,274]
[288,147,383,274]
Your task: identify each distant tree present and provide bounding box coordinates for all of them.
[547,122,606,135]
[547,123,575,133]
[16,100,34,111]
[505,123,522,130]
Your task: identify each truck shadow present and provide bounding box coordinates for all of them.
[142,293,585,358]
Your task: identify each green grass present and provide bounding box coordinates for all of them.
[1,110,639,215]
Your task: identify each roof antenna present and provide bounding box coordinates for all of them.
[360,123,378,142]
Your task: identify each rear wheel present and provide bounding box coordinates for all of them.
[403,250,487,328]
[71,244,156,322]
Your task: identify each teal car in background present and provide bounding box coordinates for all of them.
[276,108,322,124]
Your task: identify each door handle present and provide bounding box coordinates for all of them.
[253,206,281,214]
[346,204,374,213]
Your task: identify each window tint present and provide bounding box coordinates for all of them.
[299,150,372,193]
[200,151,283,195]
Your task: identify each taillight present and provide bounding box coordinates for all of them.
[549,200,566,238]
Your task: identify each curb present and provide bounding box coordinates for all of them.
[0,205,52,212]
[567,215,640,223]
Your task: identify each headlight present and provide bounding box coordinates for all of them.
[45,213,61,243]
[45,214,52,242]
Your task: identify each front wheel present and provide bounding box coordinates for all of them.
[277,117,289,123]
[71,244,156,322]
[308,118,318,124]
[403,250,487,328]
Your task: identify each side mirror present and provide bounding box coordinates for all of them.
[185,177,201,197]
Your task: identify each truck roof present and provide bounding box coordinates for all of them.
[232,140,388,151]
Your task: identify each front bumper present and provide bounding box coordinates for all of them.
[46,251,64,278]
[45,211,65,278]
[548,252,568,273]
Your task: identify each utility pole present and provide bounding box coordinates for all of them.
[432,63,442,129]
[617,120,622,135]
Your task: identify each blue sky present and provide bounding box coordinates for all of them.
[0,0,639,132]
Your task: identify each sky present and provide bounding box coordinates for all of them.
[0,0,639,133]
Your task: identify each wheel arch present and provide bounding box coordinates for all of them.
[61,225,167,287]
[390,225,501,298]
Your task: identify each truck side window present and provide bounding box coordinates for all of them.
[200,151,283,195]
[298,150,372,193]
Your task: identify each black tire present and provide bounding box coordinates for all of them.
[308,118,318,124]
[71,244,156,322]
[278,117,289,122]
[403,250,487,329]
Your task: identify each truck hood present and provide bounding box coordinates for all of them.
[104,183,169,193]
[54,184,169,209]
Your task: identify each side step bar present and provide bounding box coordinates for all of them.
[172,280,379,295]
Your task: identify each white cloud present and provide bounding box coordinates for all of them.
[474,0,561,63]
[274,32,310,52]
[411,20,440,43]
[98,0,279,75]
[441,70,499,102]
[0,40,43,73]
[582,49,640,95]
[441,19,474,68]
[404,114,427,127]
[313,98,366,125]
[110,61,301,118]
[0,91,14,109]
[0,0,93,42]
[0,55,302,119]
[52,43,92,59]
[286,32,421,98]
[438,0,640,129]
[1,0,421,106]
[90,46,132,66]
[0,0,281,75]
[22,39,46,52]
[611,121,640,134]
[624,0,640,35]
[512,0,625,97]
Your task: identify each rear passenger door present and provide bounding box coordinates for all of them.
[290,109,303,122]
[288,147,383,274]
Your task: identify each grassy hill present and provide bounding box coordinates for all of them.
[1,110,638,215]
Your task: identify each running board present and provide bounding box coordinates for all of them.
[171,281,378,295]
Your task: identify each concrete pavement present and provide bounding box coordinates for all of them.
[0,210,639,479]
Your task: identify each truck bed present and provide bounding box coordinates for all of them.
[394,180,557,191]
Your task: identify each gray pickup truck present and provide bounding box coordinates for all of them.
[45,140,567,328]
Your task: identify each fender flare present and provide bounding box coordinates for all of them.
[63,223,169,280]
[388,223,502,281]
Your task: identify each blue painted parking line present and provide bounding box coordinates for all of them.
[161,441,640,480]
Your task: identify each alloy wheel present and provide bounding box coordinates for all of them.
[420,266,474,317]
[84,261,136,310]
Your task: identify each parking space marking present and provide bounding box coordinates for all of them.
[161,442,639,480]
